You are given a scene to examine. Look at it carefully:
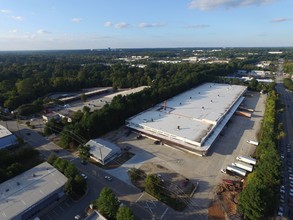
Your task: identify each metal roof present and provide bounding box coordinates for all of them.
[126,83,247,152]
[86,138,121,164]
[0,162,67,220]
[0,125,12,139]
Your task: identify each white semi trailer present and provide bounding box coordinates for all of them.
[232,161,253,172]
[247,140,259,146]
[236,155,257,165]
[226,165,247,176]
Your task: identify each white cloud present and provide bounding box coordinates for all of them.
[185,24,210,28]
[9,29,18,33]
[115,22,130,29]
[271,18,291,22]
[12,16,24,21]
[104,21,112,27]
[72,17,82,23]
[138,22,166,28]
[37,29,51,34]
[0,9,11,14]
[188,0,277,10]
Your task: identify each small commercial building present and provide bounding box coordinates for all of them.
[126,83,247,156]
[0,162,67,220]
[86,138,121,165]
[0,125,17,150]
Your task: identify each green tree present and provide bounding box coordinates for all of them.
[47,153,58,165]
[145,174,162,198]
[64,163,78,179]
[64,178,74,196]
[78,145,90,160]
[116,206,135,220]
[81,93,87,102]
[72,174,87,195]
[95,187,120,219]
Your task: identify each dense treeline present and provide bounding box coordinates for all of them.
[0,56,235,111]
[283,78,293,91]
[238,90,280,219]
[0,147,41,183]
[284,62,293,75]
[47,63,230,148]
[0,47,289,111]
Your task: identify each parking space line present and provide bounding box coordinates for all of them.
[135,192,144,202]
[160,208,168,219]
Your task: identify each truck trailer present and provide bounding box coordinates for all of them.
[232,161,253,172]
[247,140,259,146]
[226,165,247,177]
[236,155,257,165]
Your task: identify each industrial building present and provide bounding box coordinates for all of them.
[0,162,67,220]
[126,83,247,156]
[86,138,121,165]
[0,125,18,150]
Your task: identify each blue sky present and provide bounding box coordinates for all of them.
[0,0,292,50]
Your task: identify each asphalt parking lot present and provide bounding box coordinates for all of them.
[108,92,266,217]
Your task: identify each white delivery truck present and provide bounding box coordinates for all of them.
[247,140,259,146]
[232,161,253,172]
[236,155,257,165]
[226,165,247,177]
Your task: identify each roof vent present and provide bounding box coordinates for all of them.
[17,182,20,186]
[177,126,180,130]
[201,106,205,110]
[5,189,9,192]
[33,173,36,177]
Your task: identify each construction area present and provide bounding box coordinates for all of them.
[126,83,247,156]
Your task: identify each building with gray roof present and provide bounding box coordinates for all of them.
[86,138,121,165]
[0,162,67,220]
[126,83,247,156]
[0,125,17,150]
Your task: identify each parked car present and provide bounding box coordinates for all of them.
[105,175,112,181]
[81,173,87,180]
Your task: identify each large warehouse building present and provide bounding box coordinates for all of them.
[126,83,247,156]
[0,162,67,220]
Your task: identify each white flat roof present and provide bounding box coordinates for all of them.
[126,83,247,152]
[0,125,12,139]
[0,162,67,220]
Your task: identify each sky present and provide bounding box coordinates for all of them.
[0,0,292,50]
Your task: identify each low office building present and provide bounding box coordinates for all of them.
[126,83,247,156]
[0,162,67,220]
[0,125,18,150]
[86,138,121,165]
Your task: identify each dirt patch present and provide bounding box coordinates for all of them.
[208,201,226,220]
[208,182,241,219]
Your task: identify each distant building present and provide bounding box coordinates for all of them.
[86,138,121,165]
[0,162,67,220]
[42,112,60,122]
[0,125,17,150]
[56,109,75,122]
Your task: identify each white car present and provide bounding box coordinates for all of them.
[81,173,87,180]
[220,169,226,174]
[105,175,112,181]
[74,215,81,220]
